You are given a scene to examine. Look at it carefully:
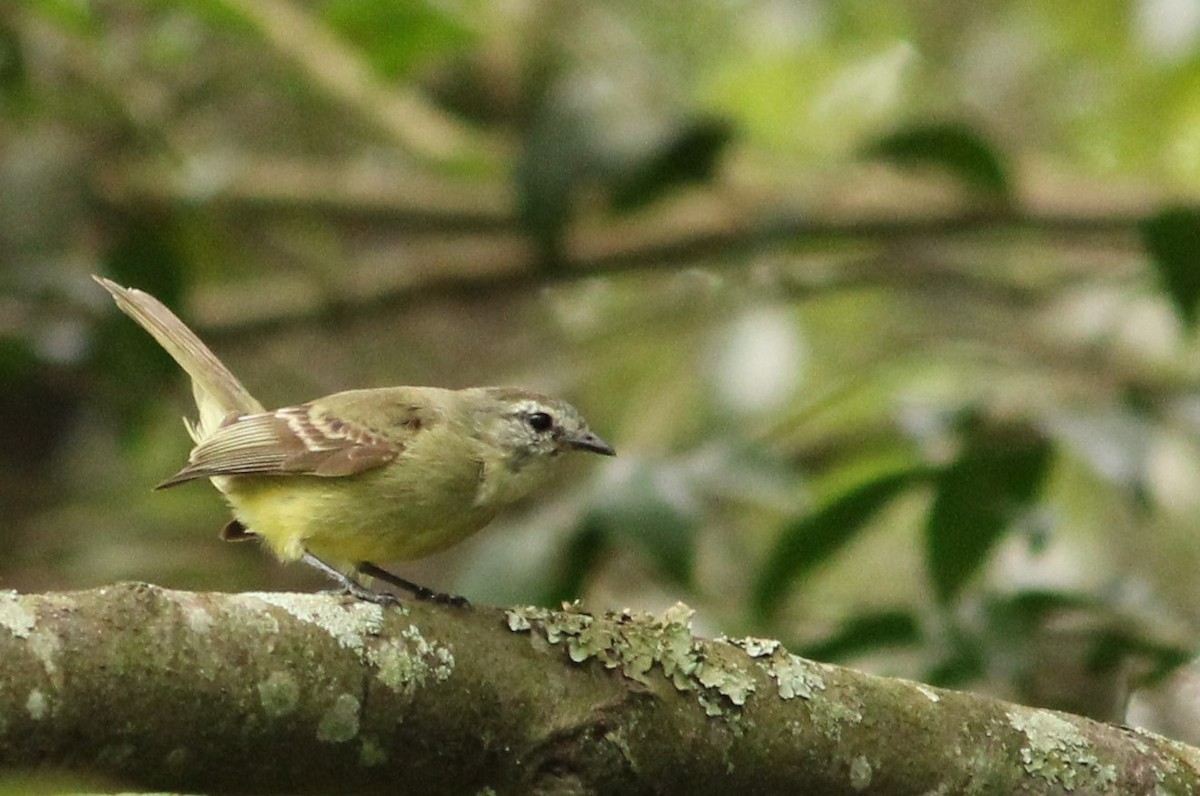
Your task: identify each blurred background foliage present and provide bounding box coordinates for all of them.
[5,0,1200,734]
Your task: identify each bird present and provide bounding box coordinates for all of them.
[93,276,615,605]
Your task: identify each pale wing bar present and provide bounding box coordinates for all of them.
[156,404,400,488]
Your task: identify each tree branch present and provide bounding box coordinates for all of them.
[217,0,490,164]
[93,159,1153,350]
[0,585,1195,794]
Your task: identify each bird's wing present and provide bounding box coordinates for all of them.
[156,395,436,488]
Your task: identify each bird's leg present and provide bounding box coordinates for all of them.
[356,561,470,607]
[301,552,398,607]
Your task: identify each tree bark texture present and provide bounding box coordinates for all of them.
[0,584,1196,794]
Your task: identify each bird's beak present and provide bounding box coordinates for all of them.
[569,430,616,456]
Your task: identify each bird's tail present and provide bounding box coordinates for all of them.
[93,276,264,439]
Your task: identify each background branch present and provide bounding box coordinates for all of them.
[92,157,1154,338]
[216,0,489,164]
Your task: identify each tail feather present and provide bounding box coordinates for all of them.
[93,276,264,437]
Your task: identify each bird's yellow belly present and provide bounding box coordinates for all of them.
[221,469,496,568]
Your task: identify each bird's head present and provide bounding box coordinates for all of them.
[480,388,614,464]
[465,387,614,509]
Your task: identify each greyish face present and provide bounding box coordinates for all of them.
[464,387,615,511]
[506,396,614,461]
[475,388,615,470]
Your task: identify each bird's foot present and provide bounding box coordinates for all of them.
[356,561,470,608]
[304,552,400,607]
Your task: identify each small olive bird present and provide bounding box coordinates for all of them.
[94,276,615,604]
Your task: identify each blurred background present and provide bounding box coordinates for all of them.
[5,0,1200,733]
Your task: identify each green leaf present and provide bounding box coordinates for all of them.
[0,19,29,114]
[514,103,586,269]
[28,0,98,34]
[862,122,1011,199]
[322,0,473,81]
[103,212,187,306]
[609,116,735,212]
[0,335,82,473]
[926,418,1053,605]
[93,213,189,434]
[800,609,921,662]
[540,461,699,604]
[1140,206,1200,331]
[751,466,932,622]
[1093,631,1191,685]
[986,589,1099,628]
[583,461,697,588]
[167,0,258,34]
[925,642,985,688]
[540,520,609,607]
[0,336,38,386]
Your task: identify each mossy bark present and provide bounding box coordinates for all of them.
[0,584,1195,794]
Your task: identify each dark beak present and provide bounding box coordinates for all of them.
[569,431,616,457]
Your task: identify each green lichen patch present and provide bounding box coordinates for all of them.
[506,601,764,717]
[184,603,215,635]
[849,755,873,791]
[694,645,758,707]
[759,652,826,700]
[257,671,301,718]
[807,697,863,742]
[1007,707,1118,791]
[367,624,455,693]
[23,626,62,687]
[505,606,539,632]
[316,693,361,744]
[1131,725,1200,787]
[25,689,48,720]
[359,736,388,767]
[246,593,386,653]
[0,592,35,639]
[724,636,781,658]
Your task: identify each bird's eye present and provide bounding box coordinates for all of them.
[527,411,553,432]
